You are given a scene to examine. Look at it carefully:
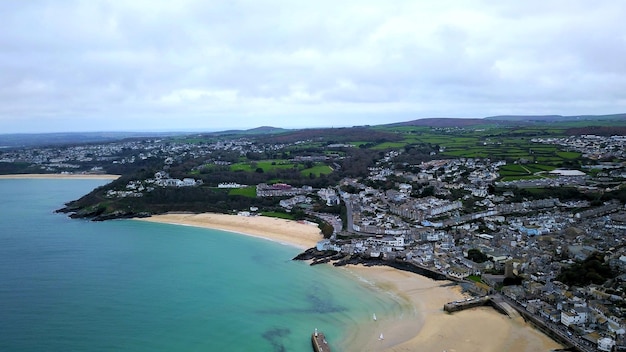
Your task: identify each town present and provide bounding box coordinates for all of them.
[2,123,626,352]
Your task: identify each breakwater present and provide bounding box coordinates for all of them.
[311,330,331,352]
[443,295,592,352]
[385,258,457,281]
[443,296,491,313]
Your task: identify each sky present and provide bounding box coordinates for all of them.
[2,0,626,133]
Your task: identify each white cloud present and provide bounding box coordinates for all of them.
[1,0,625,132]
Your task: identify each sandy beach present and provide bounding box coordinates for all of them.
[0,174,120,180]
[137,212,325,249]
[339,265,563,352]
[138,212,563,352]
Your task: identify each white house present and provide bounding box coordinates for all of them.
[597,337,615,352]
[561,307,588,327]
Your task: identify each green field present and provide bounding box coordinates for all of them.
[371,141,409,150]
[358,125,587,182]
[260,211,295,220]
[228,186,257,198]
[228,160,332,176]
[556,151,582,159]
[230,160,298,173]
[301,164,333,177]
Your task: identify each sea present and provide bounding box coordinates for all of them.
[0,179,404,352]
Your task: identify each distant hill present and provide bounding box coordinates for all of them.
[0,131,187,148]
[243,126,290,135]
[484,113,626,122]
[4,113,626,148]
[207,126,290,136]
[385,118,501,128]
[383,113,626,128]
[255,126,403,144]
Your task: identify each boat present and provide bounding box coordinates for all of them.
[373,313,377,321]
[379,333,384,340]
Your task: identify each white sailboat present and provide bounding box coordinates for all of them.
[379,333,384,340]
[373,313,377,321]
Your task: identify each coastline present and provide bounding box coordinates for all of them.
[340,265,563,352]
[136,212,564,352]
[0,173,120,180]
[136,212,324,250]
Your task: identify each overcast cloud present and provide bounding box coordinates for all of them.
[1,0,625,133]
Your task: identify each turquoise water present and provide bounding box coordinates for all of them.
[0,179,402,351]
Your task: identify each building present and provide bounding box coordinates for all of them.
[256,183,307,197]
[561,307,589,327]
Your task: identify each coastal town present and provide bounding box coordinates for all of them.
[2,126,626,352]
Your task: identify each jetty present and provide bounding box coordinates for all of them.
[444,295,593,352]
[443,295,521,318]
[312,329,331,352]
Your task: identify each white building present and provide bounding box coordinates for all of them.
[597,337,615,352]
[561,308,588,327]
[367,236,405,248]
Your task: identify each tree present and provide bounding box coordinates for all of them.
[557,252,615,286]
[467,248,489,263]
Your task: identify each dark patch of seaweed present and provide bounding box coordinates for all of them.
[305,282,347,314]
[261,327,291,352]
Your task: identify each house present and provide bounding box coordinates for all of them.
[597,337,615,352]
[561,307,589,327]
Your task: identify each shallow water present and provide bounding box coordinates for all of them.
[0,179,404,351]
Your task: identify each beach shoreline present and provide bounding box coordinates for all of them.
[137,212,564,352]
[340,265,563,352]
[136,212,324,250]
[0,173,120,180]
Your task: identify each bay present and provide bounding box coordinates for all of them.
[0,179,402,351]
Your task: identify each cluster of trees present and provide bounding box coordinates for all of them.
[557,252,615,286]
[61,182,285,217]
[466,248,490,263]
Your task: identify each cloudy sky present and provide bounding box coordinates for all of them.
[2,1,626,133]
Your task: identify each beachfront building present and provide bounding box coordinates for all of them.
[279,195,311,210]
[561,307,589,327]
[366,235,405,249]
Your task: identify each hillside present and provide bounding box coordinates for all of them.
[484,113,626,122]
[384,118,494,128]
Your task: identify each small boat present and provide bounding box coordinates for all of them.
[373,313,377,321]
[379,333,384,340]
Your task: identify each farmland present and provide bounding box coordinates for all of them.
[365,125,589,181]
[227,160,332,177]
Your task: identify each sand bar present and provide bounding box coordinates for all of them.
[137,212,324,249]
[0,173,120,180]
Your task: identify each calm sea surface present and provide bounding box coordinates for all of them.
[0,179,401,351]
